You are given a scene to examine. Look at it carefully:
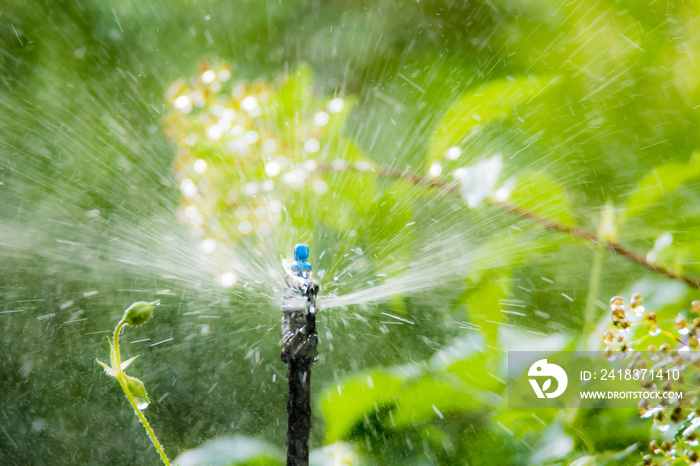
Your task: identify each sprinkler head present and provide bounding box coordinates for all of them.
[281,242,319,363]
[281,242,318,314]
[306,280,319,297]
[292,243,312,272]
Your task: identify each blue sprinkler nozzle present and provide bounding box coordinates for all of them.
[292,243,312,272]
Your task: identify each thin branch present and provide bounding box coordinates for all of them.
[324,163,700,290]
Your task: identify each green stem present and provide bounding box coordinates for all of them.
[116,374,171,466]
[113,320,171,466]
[326,163,700,290]
[566,238,606,451]
[114,318,125,369]
[580,240,606,351]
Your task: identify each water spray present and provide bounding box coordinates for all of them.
[281,243,319,466]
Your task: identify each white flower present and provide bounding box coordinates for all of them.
[453,154,505,208]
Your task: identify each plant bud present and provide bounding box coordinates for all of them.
[660,440,673,452]
[648,440,659,453]
[598,203,617,242]
[692,300,700,313]
[610,295,625,308]
[123,300,160,326]
[125,374,150,404]
[670,406,683,423]
[637,399,649,416]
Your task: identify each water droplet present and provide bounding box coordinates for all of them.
[206,125,223,140]
[200,238,216,253]
[193,159,207,173]
[209,105,225,117]
[314,181,328,195]
[180,179,197,197]
[265,161,281,177]
[314,111,330,126]
[238,221,252,235]
[327,98,344,113]
[332,159,347,171]
[174,95,192,113]
[218,69,231,82]
[230,125,245,138]
[220,272,237,287]
[304,139,320,153]
[201,70,216,84]
[428,161,442,178]
[243,182,259,196]
[355,161,371,171]
[262,138,277,152]
[136,399,149,411]
[243,130,258,144]
[32,418,46,433]
[445,146,461,160]
[268,200,282,213]
[240,96,259,112]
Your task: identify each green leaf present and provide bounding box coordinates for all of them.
[107,336,117,371]
[275,64,313,139]
[464,272,512,347]
[526,424,575,464]
[429,75,559,161]
[173,436,284,466]
[384,373,496,428]
[120,355,139,371]
[491,407,558,439]
[322,339,505,442]
[623,153,700,221]
[96,359,117,377]
[320,369,405,443]
[507,171,574,226]
[569,444,638,466]
[444,353,505,394]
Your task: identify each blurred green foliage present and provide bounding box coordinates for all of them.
[3,0,700,465]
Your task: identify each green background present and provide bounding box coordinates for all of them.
[2,1,700,464]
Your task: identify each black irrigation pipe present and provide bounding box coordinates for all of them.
[281,244,319,466]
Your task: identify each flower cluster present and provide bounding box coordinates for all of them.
[164,64,350,251]
[603,294,651,354]
[603,295,700,465]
